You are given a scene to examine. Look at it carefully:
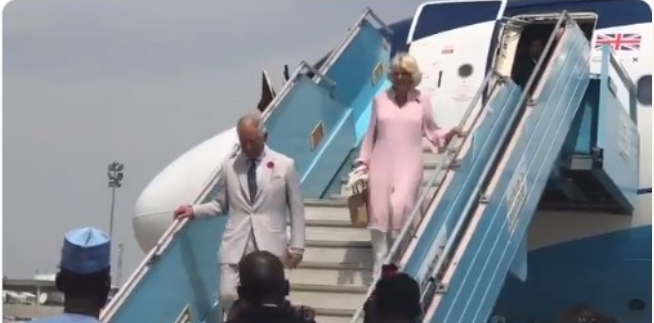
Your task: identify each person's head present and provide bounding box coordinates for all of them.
[372,273,422,323]
[237,251,289,306]
[55,227,112,311]
[528,38,546,61]
[236,112,267,159]
[389,53,423,94]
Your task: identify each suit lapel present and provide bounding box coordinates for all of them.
[255,152,274,203]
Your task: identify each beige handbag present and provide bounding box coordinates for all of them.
[347,180,369,228]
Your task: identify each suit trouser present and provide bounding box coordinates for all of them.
[219,231,259,313]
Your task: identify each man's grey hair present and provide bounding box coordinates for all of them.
[237,111,268,135]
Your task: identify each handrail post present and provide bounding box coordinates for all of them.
[298,60,337,96]
[363,7,394,36]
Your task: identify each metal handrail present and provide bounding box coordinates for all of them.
[100,61,336,321]
[348,70,500,323]
[418,11,573,306]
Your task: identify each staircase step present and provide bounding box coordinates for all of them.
[305,219,356,228]
[304,204,351,222]
[287,262,373,287]
[315,315,361,323]
[314,308,361,323]
[306,240,370,249]
[293,226,370,243]
[288,284,368,313]
[304,198,347,207]
[423,152,448,165]
[303,242,373,265]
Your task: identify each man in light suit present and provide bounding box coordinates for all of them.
[174,112,306,314]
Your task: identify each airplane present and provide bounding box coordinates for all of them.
[126,1,651,323]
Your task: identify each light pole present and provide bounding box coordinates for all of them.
[107,162,124,239]
[116,242,124,287]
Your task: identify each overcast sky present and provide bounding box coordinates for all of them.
[3,0,425,279]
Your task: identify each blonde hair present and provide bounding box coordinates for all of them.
[388,52,423,87]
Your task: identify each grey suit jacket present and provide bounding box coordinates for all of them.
[192,147,306,264]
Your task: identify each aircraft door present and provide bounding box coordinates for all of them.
[407,0,508,129]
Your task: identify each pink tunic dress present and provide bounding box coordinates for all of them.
[359,89,450,234]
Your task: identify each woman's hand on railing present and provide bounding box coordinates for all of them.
[352,159,368,170]
[441,127,463,148]
[448,127,463,140]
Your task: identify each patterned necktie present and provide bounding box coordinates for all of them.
[247,158,258,203]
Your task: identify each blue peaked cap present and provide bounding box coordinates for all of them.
[60,227,111,274]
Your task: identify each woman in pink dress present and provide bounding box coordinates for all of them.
[357,53,459,274]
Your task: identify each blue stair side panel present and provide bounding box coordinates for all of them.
[265,76,355,199]
[430,23,591,323]
[110,189,227,323]
[319,19,393,129]
[269,18,392,198]
[594,45,640,212]
[403,78,523,284]
[559,83,599,157]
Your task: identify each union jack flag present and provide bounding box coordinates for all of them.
[594,33,641,51]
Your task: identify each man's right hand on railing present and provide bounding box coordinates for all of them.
[173,205,194,220]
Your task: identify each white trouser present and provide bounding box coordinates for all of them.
[219,231,259,316]
[370,229,398,278]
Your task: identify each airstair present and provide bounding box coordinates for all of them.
[376,13,639,323]
[99,9,640,323]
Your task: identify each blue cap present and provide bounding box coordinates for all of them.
[60,227,111,274]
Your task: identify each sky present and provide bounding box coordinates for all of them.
[3,0,425,279]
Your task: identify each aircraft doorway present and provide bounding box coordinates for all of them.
[494,13,597,89]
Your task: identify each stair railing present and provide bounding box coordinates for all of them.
[100,61,336,321]
[348,70,501,323]
[418,10,573,311]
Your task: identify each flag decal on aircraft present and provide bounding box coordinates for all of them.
[595,33,641,51]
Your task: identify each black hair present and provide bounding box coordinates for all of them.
[236,251,289,305]
[372,273,422,322]
[56,268,111,307]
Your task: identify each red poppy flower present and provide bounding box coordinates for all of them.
[267,161,275,169]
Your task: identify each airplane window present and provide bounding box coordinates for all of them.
[459,64,473,78]
[637,75,651,106]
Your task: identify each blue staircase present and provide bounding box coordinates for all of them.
[100,8,396,323]
[391,14,640,323]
